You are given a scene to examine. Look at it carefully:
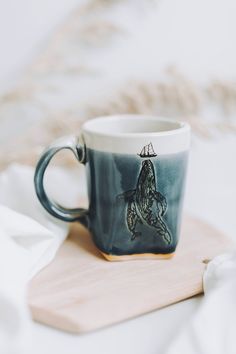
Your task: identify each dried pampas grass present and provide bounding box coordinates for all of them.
[0,1,235,170]
[1,67,236,170]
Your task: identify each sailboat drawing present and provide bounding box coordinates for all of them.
[117,142,172,245]
[138,142,157,158]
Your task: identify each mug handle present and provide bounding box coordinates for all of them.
[34,135,88,224]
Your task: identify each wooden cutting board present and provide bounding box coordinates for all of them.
[28,215,233,333]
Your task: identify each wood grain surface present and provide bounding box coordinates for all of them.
[28,215,233,333]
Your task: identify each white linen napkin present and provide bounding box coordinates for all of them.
[165,252,236,354]
[0,164,82,354]
[1,163,235,354]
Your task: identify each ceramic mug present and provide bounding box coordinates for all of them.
[34,115,190,261]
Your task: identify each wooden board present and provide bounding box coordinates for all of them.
[28,216,233,333]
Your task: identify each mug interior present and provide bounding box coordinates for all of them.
[83,115,186,136]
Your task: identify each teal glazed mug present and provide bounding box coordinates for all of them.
[34,115,190,261]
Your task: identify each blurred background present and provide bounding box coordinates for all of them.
[1,0,236,163]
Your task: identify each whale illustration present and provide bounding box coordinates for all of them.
[117,159,172,244]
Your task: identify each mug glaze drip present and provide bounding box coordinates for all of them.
[86,148,188,258]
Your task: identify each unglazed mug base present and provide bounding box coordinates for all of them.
[100,251,175,261]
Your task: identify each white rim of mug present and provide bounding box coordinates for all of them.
[82,114,190,138]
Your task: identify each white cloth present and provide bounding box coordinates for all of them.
[0,164,82,354]
[165,252,236,354]
[1,163,236,354]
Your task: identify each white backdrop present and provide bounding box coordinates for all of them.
[0,0,235,93]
